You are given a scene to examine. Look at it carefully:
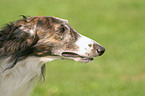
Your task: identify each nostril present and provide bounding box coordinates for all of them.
[97,47,105,56]
[93,43,105,56]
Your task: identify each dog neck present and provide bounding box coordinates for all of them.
[0,56,60,96]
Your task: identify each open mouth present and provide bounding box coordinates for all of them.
[61,52,94,62]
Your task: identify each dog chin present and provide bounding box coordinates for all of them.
[73,57,94,63]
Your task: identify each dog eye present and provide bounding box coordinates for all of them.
[59,26,66,33]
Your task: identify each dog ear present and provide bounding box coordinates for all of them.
[0,22,39,71]
[13,24,38,41]
[1,23,38,46]
[11,24,38,53]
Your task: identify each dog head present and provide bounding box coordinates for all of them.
[0,16,105,64]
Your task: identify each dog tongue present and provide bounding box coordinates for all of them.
[62,52,79,57]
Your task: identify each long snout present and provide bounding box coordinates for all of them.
[74,35,105,58]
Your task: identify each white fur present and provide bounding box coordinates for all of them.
[74,34,96,57]
[0,56,59,96]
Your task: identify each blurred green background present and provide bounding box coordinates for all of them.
[0,0,145,96]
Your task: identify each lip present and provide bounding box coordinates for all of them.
[61,52,94,62]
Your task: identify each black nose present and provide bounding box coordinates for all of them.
[97,47,105,56]
[93,43,105,56]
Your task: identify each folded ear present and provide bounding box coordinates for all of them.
[0,22,36,41]
[0,22,39,70]
[13,24,38,46]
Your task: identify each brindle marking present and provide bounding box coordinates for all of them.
[0,16,79,71]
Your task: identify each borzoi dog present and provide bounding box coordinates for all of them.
[0,16,105,96]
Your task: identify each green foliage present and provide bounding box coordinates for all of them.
[0,0,145,96]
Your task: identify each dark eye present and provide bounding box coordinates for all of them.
[59,26,66,33]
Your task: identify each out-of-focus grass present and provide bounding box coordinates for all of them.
[0,0,145,96]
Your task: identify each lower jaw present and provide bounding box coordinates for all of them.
[73,57,94,63]
[60,56,94,63]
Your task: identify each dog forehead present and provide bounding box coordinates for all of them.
[31,16,68,23]
[15,16,68,26]
[53,17,68,23]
